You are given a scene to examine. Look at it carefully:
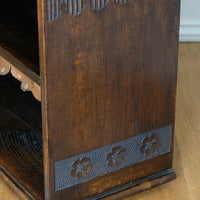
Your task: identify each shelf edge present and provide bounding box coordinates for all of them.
[0,47,40,85]
[0,56,41,102]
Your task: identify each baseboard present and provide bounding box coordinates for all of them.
[87,169,176,200]
[179,24,200,42]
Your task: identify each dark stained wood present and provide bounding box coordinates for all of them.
[0,74,43,200]
[0,0,40,84]
[0,57,41,101]
[54,152,173,200]
[38,0,180,199]
[0,0,180,199]
[0,74,41,130]
[100,169,176,200]
[0,128,43,200]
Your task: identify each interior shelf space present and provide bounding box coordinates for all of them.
[0,74,43,200]
[0,0,40,85]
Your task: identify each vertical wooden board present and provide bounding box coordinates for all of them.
[38,0,180,199]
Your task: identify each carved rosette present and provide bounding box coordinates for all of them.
[0,56,41,102]
[140,134,159,156]
[71,157,91,179]
[106,146,127,168]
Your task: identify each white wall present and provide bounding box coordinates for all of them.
[180,0,200,41]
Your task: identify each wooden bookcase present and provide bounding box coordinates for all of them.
[0,0,180,199]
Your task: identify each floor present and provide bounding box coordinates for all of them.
[0,43,200,200]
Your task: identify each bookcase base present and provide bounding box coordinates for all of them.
[91,168,176,200]
[0,168,175,200]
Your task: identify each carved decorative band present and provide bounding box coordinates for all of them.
[91,0,109,10]
[115,0,129,4]
[47,0,129,21]
[55,125,172,191]
[0,56,41,102]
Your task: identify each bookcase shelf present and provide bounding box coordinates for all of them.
[0,1,39,77]
[0,74,43,199]
[0,127,43,200]
[0,0,41,101]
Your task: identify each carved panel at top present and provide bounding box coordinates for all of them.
[47,0,130,21]
[47,0,85,20]
[115,0,129,4]
[90,0,109,10]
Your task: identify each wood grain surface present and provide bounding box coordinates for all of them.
[38,0,180,198]
[0,42,199,200]
[126,42,200,200]
[0,0,39,78]
[0,74,43,200]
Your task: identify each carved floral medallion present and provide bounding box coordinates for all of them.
[140,134,159,156]
[106,146,127,168]
[71,157,91,179]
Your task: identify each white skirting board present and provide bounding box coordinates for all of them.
[179,24,200,42]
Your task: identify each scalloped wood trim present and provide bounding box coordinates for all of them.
[0,56,41,102]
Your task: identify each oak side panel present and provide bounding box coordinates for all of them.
[37,0,180,199]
